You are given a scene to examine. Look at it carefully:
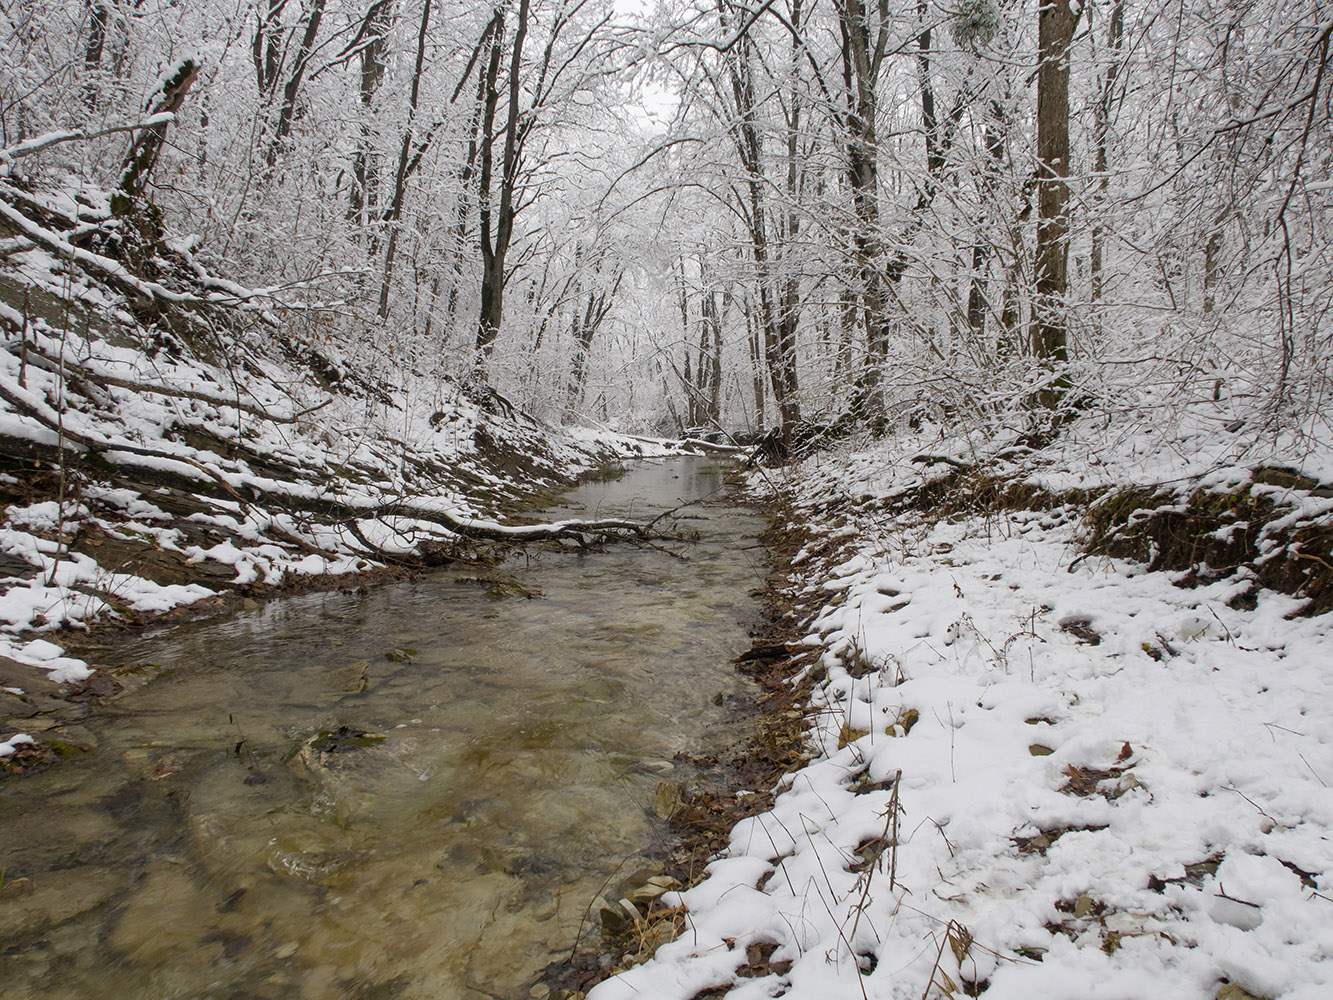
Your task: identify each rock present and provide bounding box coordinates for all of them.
[310,725,386,754]
[625,874,682,907]
[1073,894,1094,919]
[1,689,42,719]
[242,597,259,610]
[483,578,542,600]
[0,551,37,578]
[1217,984,1267,1000]
[1,875,35,898]
[653,781,684,818]
[635,759,675,775]
[616,865,663,891]
[0,657,62,698]
[0,865,123,940]
[46,724,98,758]
[1029,744,1055,756]
[328,660,370,694]
[598,897,640,935]
[61,671,120,703]
[385,647,418,663]
[107,864,212,963]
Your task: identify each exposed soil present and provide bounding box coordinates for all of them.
[811,458,1333,617]
[1082,467,1333,615]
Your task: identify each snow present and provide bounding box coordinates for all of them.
[0,636,91,682]
[592,426,1333,1000]
[0,732,35,757]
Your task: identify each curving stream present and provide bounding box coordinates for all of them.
[0,456,767,1000]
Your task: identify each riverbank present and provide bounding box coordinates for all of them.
[590,417,1333,1000]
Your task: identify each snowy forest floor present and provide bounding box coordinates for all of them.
[588,415,1333,1000]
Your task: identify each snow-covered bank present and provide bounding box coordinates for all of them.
[0,181,689,699]
[593,421,1333,1000]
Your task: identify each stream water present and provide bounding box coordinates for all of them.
[1,457,767,1000]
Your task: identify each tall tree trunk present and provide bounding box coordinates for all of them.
[252,0,287,97]
[475,0,531,355]
[966,117,1006,338]
[565,273,620,417]
[82,1,111,109]
[266,0,326,168]
[837,0,890,412]
[1031,0,1078,365]
[378,0,432,319]
[442,17,499,335]
[746,300,766,427]
[719,11,800,443]
[351,1,394,233]
[1090,0,1124,302]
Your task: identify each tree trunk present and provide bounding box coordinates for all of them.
[266,0,326,168]
[699,289,724,429]
[720,15,800,443]
[111,59,200,221]
[351,1,394,232]
[746,301,765,427]
[475,0,531,356]
[1090,0,1124,302]
[252,0,287,97]
[566,273,620,417]
[837,0,890,409]
[82,1,111,109]
[378,0,432,319]
[966,118,1006,339]
[1031,0,1077,364]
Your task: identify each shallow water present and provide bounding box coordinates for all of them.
[0,457,767,1000]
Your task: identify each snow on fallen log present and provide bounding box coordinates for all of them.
[0,114,178,167]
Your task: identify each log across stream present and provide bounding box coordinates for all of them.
[0,456,769,1000]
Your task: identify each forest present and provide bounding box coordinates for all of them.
[4,0,1327,441]
[2,2,1332,1000]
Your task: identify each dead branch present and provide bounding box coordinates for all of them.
[0,336,318,424]
[0,372,658,557]
[0,114,178,166]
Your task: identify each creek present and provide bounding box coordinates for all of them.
[0,456,768,999]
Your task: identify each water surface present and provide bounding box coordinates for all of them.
[0,456,766,999]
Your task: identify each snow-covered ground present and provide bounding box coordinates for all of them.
[593,421,1333,1000]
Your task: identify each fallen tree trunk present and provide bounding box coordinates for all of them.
[0,374,655,557]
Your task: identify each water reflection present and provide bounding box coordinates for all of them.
[0,457,765,999]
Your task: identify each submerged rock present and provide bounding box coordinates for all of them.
[652,781,683,818]
[310,725,386,753]
[287,725,418,826]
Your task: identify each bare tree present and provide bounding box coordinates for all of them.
[1030,0,1079,365]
